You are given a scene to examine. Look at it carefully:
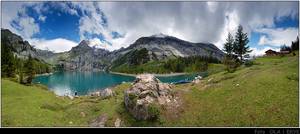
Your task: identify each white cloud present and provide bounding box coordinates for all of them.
[1,1,299,53]
[95,2,298,51]
[1,2,26,36]
[207,2,218,13]
[28,38,78,53]
[38,15,46,22]
[249,47,280,57]
[2,2,41,39]
[256,27,298,47]
[55,2,79,16]
[13,16,40,38]
[214,10,240,49]
[87,38,112,50]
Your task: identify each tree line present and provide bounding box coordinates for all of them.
[280,36,299,52]
[163,56,220,73]
[1,43,52,84]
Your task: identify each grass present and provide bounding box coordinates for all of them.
[2,53,299,127]
[165,53,299,127]
[1,80,132,127]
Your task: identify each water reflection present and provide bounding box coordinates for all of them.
[33,71,206,96]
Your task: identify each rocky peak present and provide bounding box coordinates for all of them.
[70,40,93,53]
[77,40,91,48]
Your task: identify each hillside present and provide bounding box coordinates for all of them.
[2,53,298,127]
[1,29,56,62]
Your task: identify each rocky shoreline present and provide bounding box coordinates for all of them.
[110,71,187,77]
[35,72,53,77]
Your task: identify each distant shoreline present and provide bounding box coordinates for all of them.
[109,71,187,77]
[35,72,53,77]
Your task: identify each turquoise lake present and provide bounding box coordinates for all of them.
[33,71,203,96]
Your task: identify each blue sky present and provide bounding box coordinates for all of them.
[1,1,299,55]
[249,17,299,49]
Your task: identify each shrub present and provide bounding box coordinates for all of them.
[223,56,239,73]
[128,93,137,101]
[244,60,254,67]
[147,103,161,120]
[287,74,299,81]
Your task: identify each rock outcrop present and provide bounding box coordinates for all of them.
[59,40,110,71]
[90,88,114,98]
[89,114,108,127]
[124,74,178,120]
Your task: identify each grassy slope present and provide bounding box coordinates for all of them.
[2,53,299,127]
[1,80,131,127]
[166,54,299,127]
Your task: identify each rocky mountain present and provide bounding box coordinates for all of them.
[1,29,110,71]
[108,33,224,67]
[57,40,110,71]
[1,29,56,62]
[1,29,225,71]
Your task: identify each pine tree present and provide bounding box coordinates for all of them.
[291,36,299,51]
[24,54,35,84]
[223,32,234,57]
[280,44,291,52]
[233,25,252,61]
[1,43,16,77]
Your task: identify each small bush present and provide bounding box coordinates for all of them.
[147,103,161,120]
[223,56,239,73]
[128,94,137,101]
[244,60,254,67]
[287,74,299,81]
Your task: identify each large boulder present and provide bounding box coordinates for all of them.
[100,88,114,98]
[124,74,177,120]
[90,88,114,98]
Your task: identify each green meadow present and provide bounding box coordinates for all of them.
[2,53,298,127]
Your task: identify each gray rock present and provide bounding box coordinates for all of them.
[124,74,177,120]
[89,88,114,99]
[114,118,122,127]
[89,114,108,127]
[100,88,114,98]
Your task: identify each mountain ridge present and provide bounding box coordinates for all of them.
[1,29,225,71]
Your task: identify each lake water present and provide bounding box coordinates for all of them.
[33,71,204,96]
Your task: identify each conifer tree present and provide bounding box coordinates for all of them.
[223,32,235,57]
[233,25,252,61]
[24,54,35,84]
[1,43,16,77]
